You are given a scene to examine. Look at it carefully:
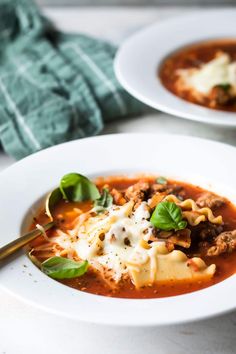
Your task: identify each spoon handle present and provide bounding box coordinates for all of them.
[0,222,54,261]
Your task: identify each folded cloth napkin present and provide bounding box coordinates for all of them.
[0,0,144,159]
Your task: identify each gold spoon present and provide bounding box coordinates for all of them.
[0,222,54,261]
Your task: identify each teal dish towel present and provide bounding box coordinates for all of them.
[0,0,143,159]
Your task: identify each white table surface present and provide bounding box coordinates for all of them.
[1,6,236,354]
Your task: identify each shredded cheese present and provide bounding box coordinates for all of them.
[36,223,50,242]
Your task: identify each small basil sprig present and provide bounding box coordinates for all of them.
[41,256,88,279]
[150,201,187,231]
[156,176,167,185]
[60,173,100,202]
[94,188,113,212]
[215,83,231,92]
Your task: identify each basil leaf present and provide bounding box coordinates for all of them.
[60,173,100,202]
[150,201,187,231]
[41,256,88,279]
[156,176,167,185]
[45,188,63,220]
[94,188,113,212]
[216,83,231,92]
[177,220,188,229]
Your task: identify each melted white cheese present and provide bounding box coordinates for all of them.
[177,52,236,95]
[53,202,153,282]
[51,201,215,287]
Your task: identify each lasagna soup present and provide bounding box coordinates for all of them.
[159,39,236,111]
[28,173,236,298]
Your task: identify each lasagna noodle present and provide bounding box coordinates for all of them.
[164,194,223,225]
[127,241,216,288]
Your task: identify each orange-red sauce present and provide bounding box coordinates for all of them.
[29,176,236,298]
[159,39,236,112]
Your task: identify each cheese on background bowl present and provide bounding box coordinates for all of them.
[177,52,236,96]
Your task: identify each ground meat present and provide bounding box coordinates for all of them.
[110,188,126,206]
[192,222,224,240]
[190,222,223,255]
[196,192,225,210]
[125,181,149,207]
[191,222,223,256]
[169,184,185,196]
[149,183,186,200]
[167,229,191,248]
[108,181,187,208]
[149,183,168,194]
[150,229,191,248]
[207,230,236,256]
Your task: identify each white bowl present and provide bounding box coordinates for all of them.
[0,133,236,326]
[115,9,236,127]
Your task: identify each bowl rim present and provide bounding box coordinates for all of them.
[0,133,236,327]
